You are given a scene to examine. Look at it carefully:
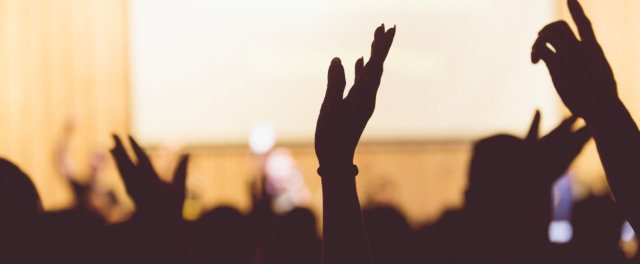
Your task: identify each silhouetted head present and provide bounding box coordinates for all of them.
[190,206,252,264]
[0,158,41,221]
[0,158,43,263]
[466,134,530,213]
[363,205,411,264]
[276,207,321,264]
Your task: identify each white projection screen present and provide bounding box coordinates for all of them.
[129,0,561,145]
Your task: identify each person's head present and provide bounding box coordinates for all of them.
[363,206,411,264]
[0,158,43,263]
[466,134,529,214]
[276,207,321,264]
[191,206,252,263]
[0,158,41,222]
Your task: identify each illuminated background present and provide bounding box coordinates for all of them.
[2,0,640,241]
[130,0,560,144]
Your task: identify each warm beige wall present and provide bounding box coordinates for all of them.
[0,0,130,210]
[171,142,472,226]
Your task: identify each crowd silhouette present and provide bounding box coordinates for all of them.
[2,0,640,263]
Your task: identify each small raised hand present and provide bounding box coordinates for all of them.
[315,24,395,173]
[531,0,619,120]
[110,135,189,221]
[525,111,591,186]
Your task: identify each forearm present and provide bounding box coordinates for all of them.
[321,175,372,264]
[586,100,640,230]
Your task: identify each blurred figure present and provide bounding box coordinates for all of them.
[0,158,45,263]
[189,206,253,264]
[275,207,321,264]
[563,195,628,264]
[460,111,589,263]
[362,206,411,264]
[56,116,124,222]
[263,148,311,214]
[411,111,588,264]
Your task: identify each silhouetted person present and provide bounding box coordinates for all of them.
[532,0,640,233]
[110,135,197,264]
[566,195,628,264]
[0,158,45,263]
[189,206,252,264]
[362,206,411,264]
[412,209,468,264]
[462,111,589,264]
[275,207,321,264]
[314,24,395,264]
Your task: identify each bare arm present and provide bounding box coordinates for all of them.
[532,0,640,231]
[315,24,395,264]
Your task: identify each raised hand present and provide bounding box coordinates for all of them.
[526,111,591,186]
[315,24,395,264]
[533,0,640,233]
[110,135,189,221]
[531,0,619,120]
[315,24,395,174]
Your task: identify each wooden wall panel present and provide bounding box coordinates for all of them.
[0,0,130,210]
[166,142,472,227]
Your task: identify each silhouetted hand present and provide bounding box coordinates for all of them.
[316,24,395,264]
[532,0,619,120]
[110,135,189,221]
[526,111,591,186]
[315,24,395,172]
[532,0,640,233]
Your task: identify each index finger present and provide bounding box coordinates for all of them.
[568,0,596,42]
[370,24,396,65]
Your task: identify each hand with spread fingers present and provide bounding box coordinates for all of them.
[531,0,619,121]
[110,135,189,221]
[315,24,395,175]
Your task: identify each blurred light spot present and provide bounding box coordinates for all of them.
[249,120,275,154]
[549,220,573,244]
[622,221,636,242]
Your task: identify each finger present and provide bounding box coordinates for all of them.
[172,154,189,194]
[128,135,153,171]
[572,125,592,147]
[542,115,580,141]
[385,25,396,50]
[354,57,364,82]
[110,135,136,186]
[370,24,396,65]
[568,0,596,42]
[382,25,396,60]
[561,125,591,161]
[556,115,579,132]
[531,37,556,64]
[323,57,346,105]
[526,110,541,141]
[537,21,579,54]
[370,24,387,64]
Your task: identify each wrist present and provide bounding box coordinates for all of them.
[582,98,627,126]
[317,164,359,177]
